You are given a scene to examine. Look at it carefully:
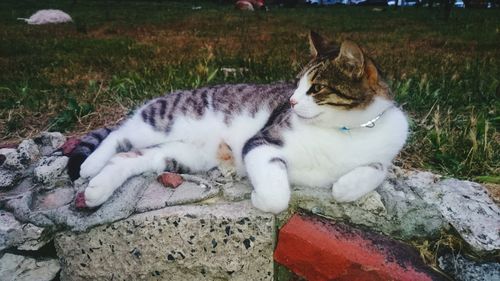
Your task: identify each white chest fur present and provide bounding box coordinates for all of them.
[282,107,408,188]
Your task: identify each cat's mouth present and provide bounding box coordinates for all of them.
[294,112,323,120]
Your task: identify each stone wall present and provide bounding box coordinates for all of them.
[55,202,274,281]
[1,132,499,280]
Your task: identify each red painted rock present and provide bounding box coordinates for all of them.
[157,172,184,188]
[75,192,87,209]
[274,214,445,281]
[0,142,18,149]
[60,137,81,156]
[236,1,255,11]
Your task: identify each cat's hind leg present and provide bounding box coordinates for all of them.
[80,116,169,179]
[331,163,387,202]
[244,145,290,214]
[83,142,215,207]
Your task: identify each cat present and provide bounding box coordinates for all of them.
[68,31,408,214]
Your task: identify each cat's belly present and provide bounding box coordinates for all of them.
[165,109,271,172]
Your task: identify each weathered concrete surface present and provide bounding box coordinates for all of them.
[16,139,41,166]
[55,201,275,281]
[410,175,500,252]
[0,148,24,171]
[135,175,220,213]
[33,156,69,186]
[0,169,22,189]
[288,168,448,241]
[34,132,66,156]
[0,148,25,189]
[221,179,252,202]
[288,167,500,254]
[0,253,60,281]
[0,211,50,251]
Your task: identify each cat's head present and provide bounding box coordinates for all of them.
[290,31,391,126]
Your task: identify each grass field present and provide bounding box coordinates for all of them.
[0,0,498,181]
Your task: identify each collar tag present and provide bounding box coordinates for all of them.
[338,104,396,131]
[339,126,350,133]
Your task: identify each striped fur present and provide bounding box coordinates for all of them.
[67,127,114,180]
[68,83,293,181]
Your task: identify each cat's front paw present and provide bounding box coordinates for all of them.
[83,174,117,207]
[80,154,108,178]
[332,166,385,202]
[331,178,364,202]
[251,190,289,214]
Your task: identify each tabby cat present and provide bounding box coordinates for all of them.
[69,32,408,214]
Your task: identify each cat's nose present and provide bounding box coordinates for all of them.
[289,98,298,108]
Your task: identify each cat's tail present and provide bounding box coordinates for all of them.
[17,18,29,22]
[67,127,114,181]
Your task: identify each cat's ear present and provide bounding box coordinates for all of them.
[309,31,329,57]
[365,59,379,85]
[336,40,365,78]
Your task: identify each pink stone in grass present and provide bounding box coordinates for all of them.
[75,192,87,208]
[61,137,81,156]
[157,172,184,188]
[0,142,18,149]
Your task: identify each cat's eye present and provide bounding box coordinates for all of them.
[312,84,325,92]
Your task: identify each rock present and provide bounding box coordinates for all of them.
[17,139,40,166]
[376,171,448,238]
[35,132,66,156]
[222,180,252,202]
[59,175,151,231]
[0,169,22,189]
[0,149,24,189]
[289,168,500,253]
[55,201,274,281]
[60,137,80,156]
[166,180,219,206]
[357,190,387,214]
[438,253,500,281]
[275,214,446,281]
[288,178,447,240]
[5,175,150,232]
[0,211,50,251]
[409,174,500,253]
[0,253,60,281]
[136,175,220,213]
[0,176,35,205]
[157,172,184,188]
[32,187,75,211]
[33,156,69,186]
[135,181,175,212]
[1,148,24,170]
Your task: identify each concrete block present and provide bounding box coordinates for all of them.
[55,201,275,281]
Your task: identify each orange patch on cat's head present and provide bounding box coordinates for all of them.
[303,32,391,109]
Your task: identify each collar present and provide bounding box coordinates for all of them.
[338,104,396,133]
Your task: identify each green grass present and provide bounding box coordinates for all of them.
[0,0,498,180]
